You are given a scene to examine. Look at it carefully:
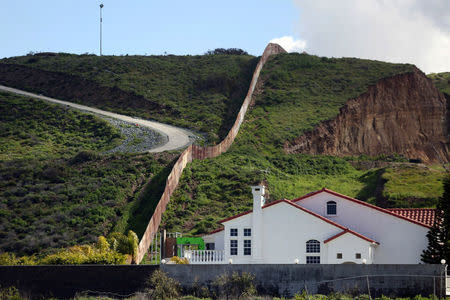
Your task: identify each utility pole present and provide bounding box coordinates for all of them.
[99,4,104,56]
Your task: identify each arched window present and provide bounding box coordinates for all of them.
[327,201,337,215]
[306,240,320,253]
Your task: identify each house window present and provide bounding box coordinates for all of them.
[337,253,343,259]
[230,240,237,255]
[244,228,251,236]
[306,240,320,253]
[306,256,320,264]
[230,228,238,236]
[244,240,251,255]
[355,253,361,259]
[206,243,215,250]
[327,201,337,215]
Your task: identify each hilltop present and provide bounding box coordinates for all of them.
[0,52,257,143]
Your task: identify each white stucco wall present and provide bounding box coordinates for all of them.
[325,232,375,264]
[202,230,225,251]
[295,192,429,264]
[222,201,347,264]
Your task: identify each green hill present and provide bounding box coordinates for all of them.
[429,72,450,96]
[161,53,447,235]
[0,52,447,254]
[0,92,175,255]
[0,53,257,143]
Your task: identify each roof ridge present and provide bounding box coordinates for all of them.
[387,208,436,210]
[324,228,379,244]
[292,188,432,229]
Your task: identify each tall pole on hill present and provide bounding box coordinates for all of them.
[99,4,104,56]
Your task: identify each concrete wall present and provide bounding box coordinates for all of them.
[0,264,445,298]
[137,43,287,263]
[296,191,429,263]
[0,265,158,299]
[162,264,446,298]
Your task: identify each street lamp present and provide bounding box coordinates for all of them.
[441,259,447,298]
[99,4,104,56]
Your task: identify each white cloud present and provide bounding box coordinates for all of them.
[270,36,306,53]
[292,0,450,73]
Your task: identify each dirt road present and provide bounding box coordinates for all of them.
[0,85,196,152]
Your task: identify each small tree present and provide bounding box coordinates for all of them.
[422,175,450,263]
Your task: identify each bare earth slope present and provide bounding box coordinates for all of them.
[284,68,449,163]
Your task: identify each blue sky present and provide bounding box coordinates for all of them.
[0,0,298,57]
[1,1,449,73]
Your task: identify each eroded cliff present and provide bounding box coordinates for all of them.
[284,69,449,163]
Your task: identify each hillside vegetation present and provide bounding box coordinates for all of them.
[161,53,446,235]
[0,92,175,255]
[0,53,258,143]
[429,72,450,95]
[0,52,447,252]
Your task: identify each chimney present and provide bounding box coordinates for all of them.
[251,185,265,261]
[251,185,265,211]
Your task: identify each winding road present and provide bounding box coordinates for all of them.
[0,85,196,152]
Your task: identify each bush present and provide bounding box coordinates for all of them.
[40,244,127,265]
[214,271,256,299]
[107,230,138,262]
[170,256,189,264]
[148,269,181,299]
[205,48,248,55]
[0,286,24,300]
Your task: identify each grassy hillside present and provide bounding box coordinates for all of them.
[1,53,258,143]
[161,54,446,235]
[0,92,122,160]
[1,52,447,251]
[0,92,175,255]
[428,72,450,95]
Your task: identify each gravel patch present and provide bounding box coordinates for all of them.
[102,117,167,154]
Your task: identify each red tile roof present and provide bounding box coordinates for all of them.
[324,228,379,244]
[387,208,435,227]
[292,188,433,229]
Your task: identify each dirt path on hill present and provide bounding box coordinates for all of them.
[0,85,196,152]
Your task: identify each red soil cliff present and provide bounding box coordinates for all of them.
[284,69,449,163]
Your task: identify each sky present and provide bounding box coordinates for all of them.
[1,0,449,73]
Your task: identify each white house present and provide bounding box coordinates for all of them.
[184,186,435,264]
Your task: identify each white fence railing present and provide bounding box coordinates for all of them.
[446,276,450,296]
[184,250,225,264]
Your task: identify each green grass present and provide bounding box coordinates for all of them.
[428,72,450,95]
[1,53,258,143]
[0,92,176,255]
[0,91,123,160]
[161,53,445,235]
[382,164,446,207]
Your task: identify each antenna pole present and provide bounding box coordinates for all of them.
[100,4,104,56]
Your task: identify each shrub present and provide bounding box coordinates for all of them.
[70,150,100,165]
[170,256,189,264]
[148,269,181,299]
[107,230,138,261]
[0,286,24,300]
[214,271,256,299]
